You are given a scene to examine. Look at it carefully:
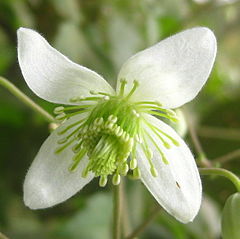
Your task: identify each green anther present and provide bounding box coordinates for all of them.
[119,163,129,176]
[82,167,89,178]
[119,78,127,96]
[108,115,118,123]
[164,142,171,149]
[150,167,158,177]
[133,168,141,179]
[130,158,137,170]
[57,137,68,144]
[90,90,98,95]
[69,96,79,102]
[55,138,75,154]
[112,174,121,185]
[99,175,108,187]
[54,106,64,114]
[69,149,86,171]
[55,113,66,121]
[172,139,180,146]
[146,148,153,160]
[125,80,139,100]
[72,143,81,153]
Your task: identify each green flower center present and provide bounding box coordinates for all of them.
[54,80,179,187]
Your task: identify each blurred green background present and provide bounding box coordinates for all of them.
[0,0,240,238]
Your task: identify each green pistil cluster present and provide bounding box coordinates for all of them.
[53,80,180,187]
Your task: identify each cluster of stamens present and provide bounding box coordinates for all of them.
[53,79,180,187]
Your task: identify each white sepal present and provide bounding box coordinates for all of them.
[136,114,202,223]
[17,28,114,105]
[117,27,216,108]
[24,115,94,209]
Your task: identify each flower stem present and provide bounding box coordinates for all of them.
[113,184,122,239]
[199,167,240,192]
[125,205,161,239]
[212,149,240,165]
[0,76,55,123]
[183,108,212,167]
[0,232,9,239]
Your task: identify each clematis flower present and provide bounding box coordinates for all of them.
[17,27,216,223]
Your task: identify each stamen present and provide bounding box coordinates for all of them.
[135,101,163,107]
[55,138,75,154]
[54,106,65,114]
[119,163,129,176]
[144,119,180,147]
[125,80,139,100]
[119,78,127,97]
[112,173,121,185]
[152,125,180,146]
[99,175,108,187]
[69,148,87,171]
[58,118,86,135]
[142,110,179,123]
[144,130,169,165]
[132,167,141,179]
[130,158,137,170]
[69,96,104,103]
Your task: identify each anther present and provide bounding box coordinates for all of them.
[119,78,127,96]
[57,137,68,144]
[132,109,140,118]
[82,167,89,178]
[108,115,118,123]
[125,80,139,99]
[164,142,171,149]
[135,134,142,143]
[54,106,64,114]
[130,158,137,170]
[72,144,81,153]
[146,148,153,160]
[119,163,129,176]
[69,96,79,102]
[150,166,158,177]
[103,96,110,101]
[133,168,141,179]
[55,113,66,121]
[99,175,108,187]
[112,174,121,185]
[90,90,98,95]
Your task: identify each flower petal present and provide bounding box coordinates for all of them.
[24,115,94,209]
[17,27,114,105]
[117,27,216,108]
[136,114,202,223]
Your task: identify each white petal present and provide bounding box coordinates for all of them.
[24,115,94,209]
[136,114,202,223]
[117,27,216,108]
[17,27,114,104]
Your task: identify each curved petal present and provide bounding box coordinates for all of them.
[24,114,94,209]
[136,114,202,223]
[17,28,114,105]
[117,27,216,108]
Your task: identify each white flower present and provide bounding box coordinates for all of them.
[17,27,216,223]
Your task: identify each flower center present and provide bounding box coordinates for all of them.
[53,80,179,187]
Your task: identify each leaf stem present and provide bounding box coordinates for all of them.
[0,76,55,123]
[199,167,240,192]
[113,184,122,239]
[125,205,161,239]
